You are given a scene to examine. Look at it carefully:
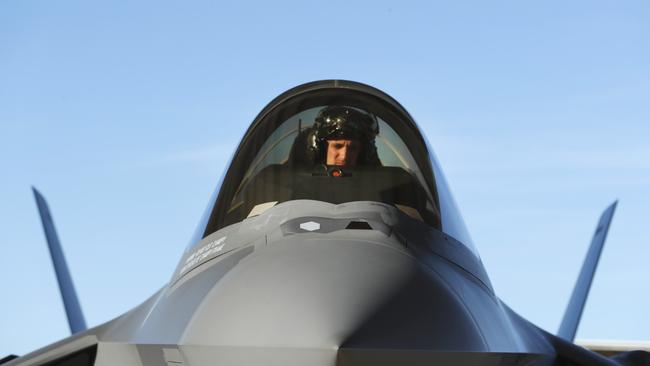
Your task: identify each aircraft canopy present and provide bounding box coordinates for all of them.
[192,81,476,256]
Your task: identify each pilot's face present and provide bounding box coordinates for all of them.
[326,139,361,167]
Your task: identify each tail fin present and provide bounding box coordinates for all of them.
[32,187,87,334]
[557,201,618,341]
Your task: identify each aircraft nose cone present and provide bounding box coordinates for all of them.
[180,235,485,361]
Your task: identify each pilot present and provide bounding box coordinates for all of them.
[306,106,381,168]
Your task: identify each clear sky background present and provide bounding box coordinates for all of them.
[1,0,649,357]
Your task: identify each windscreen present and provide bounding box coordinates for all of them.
[222,106,440,229]
[202,93,443,236]
[187,82,479,258]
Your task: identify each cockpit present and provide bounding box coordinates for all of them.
[217,104,441,231]
[190,80,477,258]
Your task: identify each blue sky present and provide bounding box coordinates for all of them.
[1,0,649,356]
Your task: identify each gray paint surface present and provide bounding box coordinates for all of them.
[10,81,643,366]
[32,187,87,334]
[558,201,618,341]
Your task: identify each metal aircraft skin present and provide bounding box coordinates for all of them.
[4,80,649,366]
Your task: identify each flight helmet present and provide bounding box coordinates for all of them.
[307,106,381,166]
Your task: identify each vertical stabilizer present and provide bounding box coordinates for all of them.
[557,201,617,341]
[32,187,87,334]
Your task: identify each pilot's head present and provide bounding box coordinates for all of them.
[310,106,380,167]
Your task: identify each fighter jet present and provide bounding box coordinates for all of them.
[3,80,648,366]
